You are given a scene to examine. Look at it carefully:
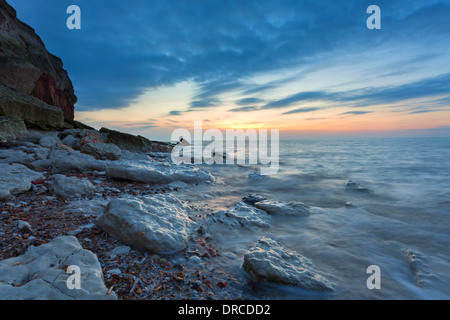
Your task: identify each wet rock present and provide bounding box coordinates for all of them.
[248,171,270,182]
[98,194,193,254]
[404,249,436,287]
[81,142,121,161]
[255,200,310,217]
[242,194,267,206]
[0,116,27,143]
[345,180,371,193]
[47,174,96,199]
[0,163,44,200]
[243,238,333,291]
[0,236,116,300]
[205,201,271,233]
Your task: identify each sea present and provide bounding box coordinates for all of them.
[180,137,450,300]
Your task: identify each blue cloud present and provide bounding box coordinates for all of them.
[7,0,450,113]
[282,107,321,115]
[262,73,450,112]
[341,111,373,115]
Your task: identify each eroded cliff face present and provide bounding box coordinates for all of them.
[0,0,76,120]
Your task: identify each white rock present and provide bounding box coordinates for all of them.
[106,160,214,185]
[31,147,107,173]
[39,136,60,148]
[205,201,271,234]
[98,194,193,254]
[47,174,96,199]
[0,163,45,200]
[0,236,116,300]
[255,200,310,217]
[243,238,333,291]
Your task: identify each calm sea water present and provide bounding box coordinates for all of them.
[186,138,450,299]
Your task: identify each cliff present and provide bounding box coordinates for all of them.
[0,0,76,120]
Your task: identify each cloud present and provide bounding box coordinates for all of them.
[8,0,450,113]
[341,111,373,115]
[228,106,260,112]
[409,109,444,114]
[282,107,321,115]
[189,98,221,109]
[259,73,450,113]
[169,110,183,116]
[235,97,265,106]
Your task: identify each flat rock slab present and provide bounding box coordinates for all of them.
[243,238,333,291]
[98,194,193,254]
[106,160,214,185]
[0,236,116,300]
[255,200,310,216]
[0,163,44,200]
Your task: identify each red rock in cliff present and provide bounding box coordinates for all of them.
[0,0,77,120]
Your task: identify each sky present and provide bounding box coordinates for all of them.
[7,0,450,140]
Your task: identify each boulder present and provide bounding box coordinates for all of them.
[98,194,192,254]
[0,116,27,142]
[205,201,271,233]
[81,143,121,161]
[255,200,310,217]
[47,174,96,199]
[106,160,214,185]
[243,238,333,291]
[0,84,64,130]
[0,236,116,300]
[0,162,44,200]
[0,0,77,120]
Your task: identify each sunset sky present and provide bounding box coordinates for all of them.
[8,0,450,140]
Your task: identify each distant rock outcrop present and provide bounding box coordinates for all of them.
[0,0,77,120]
[100,127,173,153]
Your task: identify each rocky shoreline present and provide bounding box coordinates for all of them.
[0,127,336,300]
[0,0,334,300]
